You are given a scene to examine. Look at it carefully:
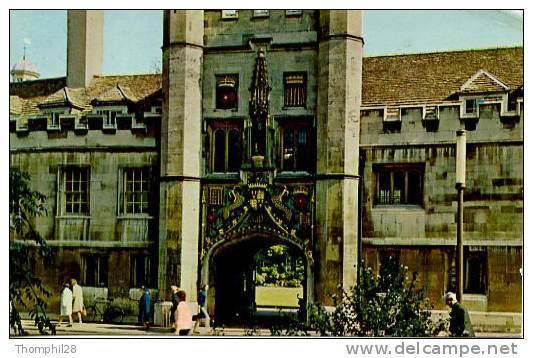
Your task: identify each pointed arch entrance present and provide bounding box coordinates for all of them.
[200,173,315,326]
[202,230,313,325]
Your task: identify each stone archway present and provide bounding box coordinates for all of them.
[201,230,313,326]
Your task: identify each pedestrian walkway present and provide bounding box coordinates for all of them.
[12,319,521,337]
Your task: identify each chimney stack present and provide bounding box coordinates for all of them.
[67,10,103,88]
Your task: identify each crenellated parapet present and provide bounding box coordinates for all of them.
[9,74,162,141]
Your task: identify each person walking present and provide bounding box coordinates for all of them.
[170,285,179,331]
[70,278,84,324]
[58,283,73,327]
[445,292,475,337]
[138,286,151,329]
[193,284,210,333]
[174,290,193,336]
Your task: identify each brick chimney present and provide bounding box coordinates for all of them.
[66,10,103,88]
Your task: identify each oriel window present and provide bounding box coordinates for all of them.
[216,75,238,110]
[284,73,306,108]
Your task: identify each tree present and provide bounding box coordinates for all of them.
[9,168,56,335]
[272,256,447,337]
[254,245,304,287]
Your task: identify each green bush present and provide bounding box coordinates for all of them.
[272,256,447,337]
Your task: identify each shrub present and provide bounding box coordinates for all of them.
[272,256,447,337]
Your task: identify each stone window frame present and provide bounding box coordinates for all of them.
[285,10,303,17]
[373,163,424,206]
[221,10,239,20]
[92,105,128,129]
[252,10,269,19]
[40,107,70,131]
[208,120,243,173]
[283,72,307,108]
[57,166,90,216]
[130,254,153,288]
[278,119,314,172]
[118,166,152,216]
[81,253,109,287]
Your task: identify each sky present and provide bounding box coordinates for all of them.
[9,10,524,80]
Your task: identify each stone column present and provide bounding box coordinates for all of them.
[315,10,363,304]
[158,10,204,303]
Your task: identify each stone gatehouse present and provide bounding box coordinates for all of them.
[9,10,522,320]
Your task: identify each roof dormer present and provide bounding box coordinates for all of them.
[37,87,84,111]
[33,87,83,132]
[89,85,137,132]
[458,69,518,129]
[460,69,510,94]
[91,84,137,106]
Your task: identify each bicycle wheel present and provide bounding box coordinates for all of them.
[104,306,124,324]
[85,306,97,322]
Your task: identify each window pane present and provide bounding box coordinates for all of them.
[296,129,308,171]
[99,257,108,287]
[214,130,226,172]
[283,129,295,170]
[64,168,89,214]
[378,171,391,204]
[407,171,422,204]
[123,168,150,214]
[393,171,405,204]
[227,129,242,172]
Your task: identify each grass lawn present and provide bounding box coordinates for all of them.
[255,286,303,307]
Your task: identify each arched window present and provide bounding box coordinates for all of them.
[214,129,226,172]
[227,129,242,172]
[211,123,242,173]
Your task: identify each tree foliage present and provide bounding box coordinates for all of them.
[9,168,56,335]
[272,256,447,337]
[254,245,304,287]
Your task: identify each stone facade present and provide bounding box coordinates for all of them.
[9,10,522,318]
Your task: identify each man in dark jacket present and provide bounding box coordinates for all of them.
[445,292,475,337]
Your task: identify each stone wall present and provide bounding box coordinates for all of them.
[360,102,523,312]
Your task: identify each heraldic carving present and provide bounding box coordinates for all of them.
[202,173,314,264]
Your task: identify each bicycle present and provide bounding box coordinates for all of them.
[85,297,125,323]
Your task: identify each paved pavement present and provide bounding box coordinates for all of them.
[12,319,521,337]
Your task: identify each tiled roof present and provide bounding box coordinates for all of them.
[361,47,523,106]
[459,69,509,93]
[38,87,85,109]
[9,74,162,119]
[9,96,22,115]
[9,47,523,118]
[92,84,138,104]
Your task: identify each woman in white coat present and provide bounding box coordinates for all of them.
[58,283,73,327]
[70,278,84,324]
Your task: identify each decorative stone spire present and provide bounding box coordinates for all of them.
[249,48,271,159]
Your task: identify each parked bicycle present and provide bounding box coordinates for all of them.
[85,297,125,323]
